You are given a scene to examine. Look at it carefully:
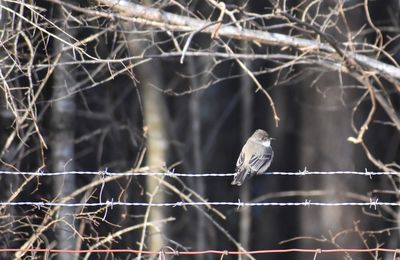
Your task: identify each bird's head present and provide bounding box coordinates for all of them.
[252,129,274,146]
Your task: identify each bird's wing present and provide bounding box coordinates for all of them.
[248,146,273,173]
[235,150,245,169]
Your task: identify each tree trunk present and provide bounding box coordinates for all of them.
[187,56,208,257]
[50,4,77,260]
[143,83,167,252]
[239,43,253,253]
[122,21,168,254]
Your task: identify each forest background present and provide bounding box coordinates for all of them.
[0,0,400,259]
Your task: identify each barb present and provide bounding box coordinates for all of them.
[1,200,400,208]
[0,170,399,177]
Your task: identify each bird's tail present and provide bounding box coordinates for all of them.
[231,169,249,186]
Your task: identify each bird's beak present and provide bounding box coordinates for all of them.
[269,137,276,141]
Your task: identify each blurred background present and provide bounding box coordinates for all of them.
[0,0,400,259]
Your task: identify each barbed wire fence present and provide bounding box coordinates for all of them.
[1,170,399,208]
[0,199,398,208]
[0,169,400,258]
[1,169,400,176]
[1,247,400,257]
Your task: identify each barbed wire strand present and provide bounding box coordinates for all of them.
[0,170,399,177]
[0,247,398,255]
[0,198,396,208]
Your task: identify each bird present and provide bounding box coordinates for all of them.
[231,129,274,186]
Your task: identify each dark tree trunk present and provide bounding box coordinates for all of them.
[50,4,77,259]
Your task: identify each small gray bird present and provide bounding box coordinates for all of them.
[231,129,274,186]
